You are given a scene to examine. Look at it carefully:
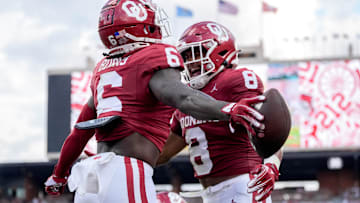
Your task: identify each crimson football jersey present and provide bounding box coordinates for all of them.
[90,44,184,151]
[171,68,263,178]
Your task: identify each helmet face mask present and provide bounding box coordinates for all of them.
[98,0,172,56]
[178,39,218,89]
[177,21,239,89]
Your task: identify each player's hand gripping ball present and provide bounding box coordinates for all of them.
[222,95,266,137]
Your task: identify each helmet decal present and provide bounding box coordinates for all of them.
[99,9,115,28]
[122,1,148,22]
[207,23,229,42]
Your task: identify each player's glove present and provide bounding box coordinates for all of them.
[247,163,279,201]
[221,95,265,137]
[44,174,68,196]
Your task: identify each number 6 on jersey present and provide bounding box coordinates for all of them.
[96,71,123,115]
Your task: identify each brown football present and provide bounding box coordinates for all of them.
[250,88,292,158]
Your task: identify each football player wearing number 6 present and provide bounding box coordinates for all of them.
[44,1,265,202]
[157,21,283,203]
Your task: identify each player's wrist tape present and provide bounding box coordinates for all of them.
[221,103,236,114]
[264,155,281,169]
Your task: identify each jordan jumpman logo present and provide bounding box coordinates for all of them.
[210,84,218,93]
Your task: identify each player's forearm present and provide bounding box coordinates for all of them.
[54,102,96,177]
[156,153,171,166]
[54,129,94,177]
[177,94,230,121]
[150,69,230,121]
[156,132,186,166]
[264,148,283,169]
[158,85,230,120]
[275,148,283,162]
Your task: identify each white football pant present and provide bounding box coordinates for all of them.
[68,152,156,203]
[201,174,272,203]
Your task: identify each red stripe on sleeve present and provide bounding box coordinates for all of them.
[54,103,96,178]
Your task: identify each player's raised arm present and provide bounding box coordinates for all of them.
[149,68,265,134]
[149,68,228,120]
[45,97,96,195]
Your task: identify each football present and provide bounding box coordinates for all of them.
[250,88,291,158]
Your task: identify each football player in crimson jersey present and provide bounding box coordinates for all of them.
[157,21,283,203]
[44,1,266,203]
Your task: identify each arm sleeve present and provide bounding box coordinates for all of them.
[54,103,96,178]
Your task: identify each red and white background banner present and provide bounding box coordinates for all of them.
[69,60,360,151]
[71,71,92,126]
[265,59,360,149]
[298,60,360,148]
[71,71,96,153]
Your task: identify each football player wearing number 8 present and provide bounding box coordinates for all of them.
[157,21,283,203]
[44,1,265,202]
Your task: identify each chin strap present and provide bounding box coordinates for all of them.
[122,30,163,44]
[107,42,151,56]
[187,49,238,89]
[189,65,225,89]
[106,29,163,56]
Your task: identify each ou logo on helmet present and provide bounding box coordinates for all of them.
[122,0,148,21]
[207,23,229,42]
